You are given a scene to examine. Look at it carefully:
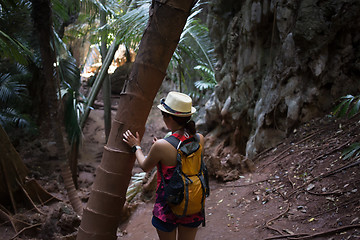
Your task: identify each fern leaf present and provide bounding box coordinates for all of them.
[342,142,360,160]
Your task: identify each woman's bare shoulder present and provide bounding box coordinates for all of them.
[149,138,176,156]
[150,138,177,166]
[153,138,173,148]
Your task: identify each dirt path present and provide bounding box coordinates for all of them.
[199,115,360,240]
[2,94,359,240]
[80,99,360,240]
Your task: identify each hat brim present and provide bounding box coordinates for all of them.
[157,104,196,117]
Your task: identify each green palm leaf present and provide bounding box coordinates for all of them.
[172,2,216,92]
[194,65,216,91]
[0,30,32,65]
[52,24,83,145]
[0,67,31,130]
[333,95,360,118]
[0,107,30,129]
[111,2,150,49]
[179,8,215,72]
[334,94,360,161]
[0,72,26,105]
[57,56,83,145]
[342,142,360,160]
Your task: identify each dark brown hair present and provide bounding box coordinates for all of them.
[162,111,196,135]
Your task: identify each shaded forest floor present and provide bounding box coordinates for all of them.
[1,95,360,240]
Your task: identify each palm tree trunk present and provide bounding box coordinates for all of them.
[30,0,83,216]
[69,139,80,189]
[100,0,112,142]
[76,0,196,239]
[79,39,119,129]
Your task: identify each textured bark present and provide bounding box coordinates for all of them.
[76,1,195,239]
[30,0,83,215]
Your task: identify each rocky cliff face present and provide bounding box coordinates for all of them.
[204,0,360,160]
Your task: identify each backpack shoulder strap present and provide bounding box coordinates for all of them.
[194,133,200,142]
[164,135,182,149]
[165,133,200,145]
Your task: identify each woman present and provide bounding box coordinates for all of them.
[123,91,205,240]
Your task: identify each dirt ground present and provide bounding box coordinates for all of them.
[117,110,360,240]
[1,93,360,240]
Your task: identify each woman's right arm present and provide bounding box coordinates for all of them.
[137,140,167,172]
[122,129,171,172]
[122,130,160,172]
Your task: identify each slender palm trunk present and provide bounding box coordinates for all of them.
[100,0,112,142]
[77,1,196,239]
[30,0,83,215]
[79,39,119,129]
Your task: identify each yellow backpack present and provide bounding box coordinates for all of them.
[160,134,210,218]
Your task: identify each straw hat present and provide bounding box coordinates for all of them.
[157,91,196,117]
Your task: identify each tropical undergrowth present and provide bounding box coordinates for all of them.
[333,94,360,160]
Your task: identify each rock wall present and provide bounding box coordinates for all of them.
[204,0,360,159]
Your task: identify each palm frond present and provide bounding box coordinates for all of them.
[63,90,83,144]
[182,23,215,71]
[0,0,17,9]
[52,22,83,145]
[52,0,72,23]
[194,64,216,91]
[0,67,32,130]
[59,57,81,91]
[0,107,30,129]
[126,172,146,202]
[177,10,215,67]
[166,1,216,93]
[341,142,360,161]
[333,95,360,118]
[111,3,150,49]
[61,0,127,46]
[80,0,124,16]
[0,72,27,105]
[334,94,360,161]
[0,30,32,64]
[58,55,82,145]
[53,30,72,57]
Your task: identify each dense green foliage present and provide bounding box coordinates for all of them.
[0,0,215,142]
[0,1,35,133]
[104,0,217,94]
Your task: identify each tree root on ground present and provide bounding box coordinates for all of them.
[265,203,290,235]
[0,181,61,239]
[225,178,278,188]
[258,115,360,171]
[288,158,360,198]
[311,198,360,219]
[9,223,42,240]
[257,129,325,170]
[264,224,360,240]
[0,206,39,238]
